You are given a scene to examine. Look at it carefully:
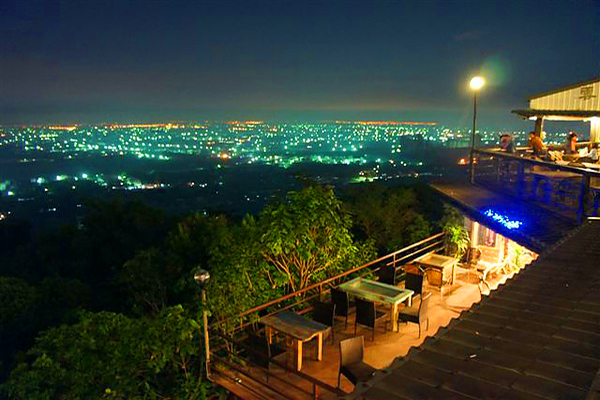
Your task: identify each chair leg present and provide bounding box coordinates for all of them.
[345,315,348,330]
[426,318,429,331]
[418,322,421,338]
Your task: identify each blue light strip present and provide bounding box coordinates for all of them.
[483,209,523,230]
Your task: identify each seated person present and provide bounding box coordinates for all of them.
[564,131,578,155]
[499,134,515,153]
[529,131,547,157]
[578,142,600,163]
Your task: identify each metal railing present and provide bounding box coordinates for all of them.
[472,149,600,223]
[207,232,446,399]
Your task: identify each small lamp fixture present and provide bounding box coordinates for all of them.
[194,268,210,287]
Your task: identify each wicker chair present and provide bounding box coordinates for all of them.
[338,336,377,388]
[354,298,388,341]
[312,301,336,344]
[397,292,431,338]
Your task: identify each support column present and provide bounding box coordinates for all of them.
[534,117,544,137]
[590,118,600,143]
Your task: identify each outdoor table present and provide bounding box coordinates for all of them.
[416,253,458,287]
[337,277,413,332]
[260,310,330,371]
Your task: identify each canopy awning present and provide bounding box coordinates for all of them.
[511,109,600,121]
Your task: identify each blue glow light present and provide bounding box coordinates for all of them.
[483,209,523,230]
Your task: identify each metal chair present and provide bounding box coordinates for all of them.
[312,301,336,344]
[377,264,396,286]
[397,292,431,338]
[354,298,388,341]
[331,288,352,330]
[338,336,377,388]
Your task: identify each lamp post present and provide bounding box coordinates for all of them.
[194,268,211,379]
[469,76,485,184]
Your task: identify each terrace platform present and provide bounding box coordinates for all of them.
[212,263,519,399]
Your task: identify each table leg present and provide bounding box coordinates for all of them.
[316,333,323,361]
[265,327,272,344]
[392,303,399,332]
[452,262,456,285]
[295,339,303,371]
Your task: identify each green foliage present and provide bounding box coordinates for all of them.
[1,306,211,400]
[0,277,37,337]
[259,186,367,291]
[205,186,376,331]
[206,216,279,331]
[439,204,470,260]
[344,184,432,253]
[121,214,230,316]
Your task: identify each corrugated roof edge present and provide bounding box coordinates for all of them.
[527,77,600,101]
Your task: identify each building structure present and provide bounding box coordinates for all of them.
[512,77,600,141]
[349,79,600,399]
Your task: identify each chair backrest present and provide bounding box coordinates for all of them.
[405,272,423,296]
[377,265,396,286]
[419,292,432,321]
[339,336,365,367]
[313,301,336,327]
[355,298,375,328]
[331,288,349,317]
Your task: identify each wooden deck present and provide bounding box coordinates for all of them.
[213,265,521,399]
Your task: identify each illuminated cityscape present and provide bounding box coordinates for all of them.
[0,120,576,224]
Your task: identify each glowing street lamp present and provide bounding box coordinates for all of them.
[469,76,484,183]
[194,268,211,378]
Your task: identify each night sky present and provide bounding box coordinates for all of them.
[1,0,598,128]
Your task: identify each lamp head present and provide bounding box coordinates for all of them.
[469,76,485,90]
[194,268,210,287]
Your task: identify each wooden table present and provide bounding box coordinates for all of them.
[337,277,413,332]
[260,311,330,371]
[417,253,458,286]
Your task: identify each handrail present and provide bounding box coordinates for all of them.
[222,232,445,322]
[474,148,600,177]
[472,148,600,224]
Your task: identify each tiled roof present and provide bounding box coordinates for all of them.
[349,219,600,400]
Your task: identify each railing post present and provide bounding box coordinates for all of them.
[517,162,525,199]
[577,174,590,224]
[495,156,501,182]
